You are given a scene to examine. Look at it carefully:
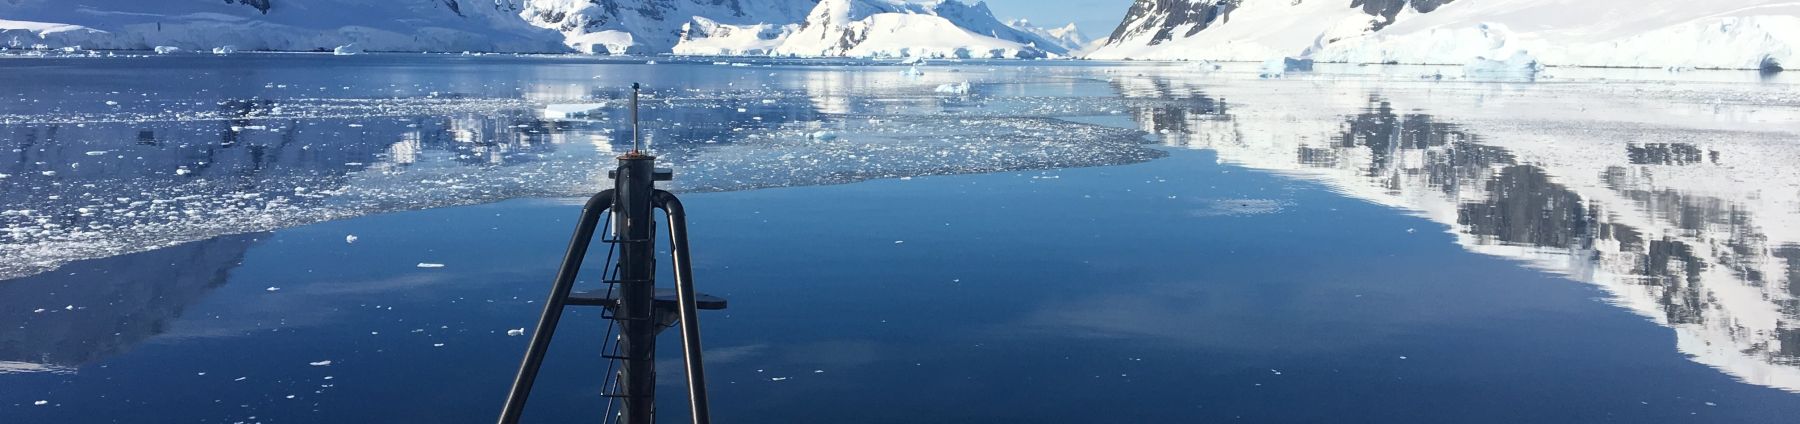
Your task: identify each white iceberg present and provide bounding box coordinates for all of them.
[934,82,971,95]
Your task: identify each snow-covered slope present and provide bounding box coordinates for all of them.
[673,0,1064,58]
[0,0,567,52]
[1089,0,1798,70]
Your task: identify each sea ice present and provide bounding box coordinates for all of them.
[541,103,607,120]
[332,44,362,56]
[934,82,971,95]
[153,46,181,55]
[1464,51,1543,78]
[506,328,525,336]
[212,45,238,55]
[309,360,331,366]
[901,66,924,77]
[417,263,446,268]
[345,235,359,244]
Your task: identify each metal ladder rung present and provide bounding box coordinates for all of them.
[601,314,657,323]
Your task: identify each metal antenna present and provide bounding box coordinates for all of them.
[500,83,721,424]
[630,83,642,154]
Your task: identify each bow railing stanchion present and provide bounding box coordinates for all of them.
[655,190,711,424]
[498,83,725,424]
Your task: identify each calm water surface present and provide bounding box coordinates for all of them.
[2,55,1799,423]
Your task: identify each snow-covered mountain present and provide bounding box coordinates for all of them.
[523,0,817,54]
[0,0,567,52]
[676,0,1068,58]
[1089,0,1799,70]
[1007,19,1096,55]
[0,0,1065,58]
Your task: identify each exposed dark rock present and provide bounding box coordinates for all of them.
[227,0,272,15]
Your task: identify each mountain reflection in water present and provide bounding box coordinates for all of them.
[1122,77,1800,392]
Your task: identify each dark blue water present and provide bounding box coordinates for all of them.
[3,55,1799,423]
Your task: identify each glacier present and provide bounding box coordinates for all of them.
[1089,0,1800,70]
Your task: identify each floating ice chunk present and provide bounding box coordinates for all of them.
[332,44,362,56]
[900,56,926,65]
[542,103,607,120]
[934,82,971,95]
[416,263,446,268]
[808,131,839,141]
[1463,51,1542,78]
[1259,57,1312,78]
[345,234,358,244]
[432,343,445,347]
[174,168,191,176]
[154,46,181,55]
[1188,60,1222,71]
[84,151,109,156]
[34,400,47,406]
[901,66,924,77]
[309,360,332,366]
[265,287,280,292]
[104,101,119,106]
[769,377,788,381]
[212,45,238,55]
[507,328,525,336]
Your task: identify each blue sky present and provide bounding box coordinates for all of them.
[946,0,1132,41]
